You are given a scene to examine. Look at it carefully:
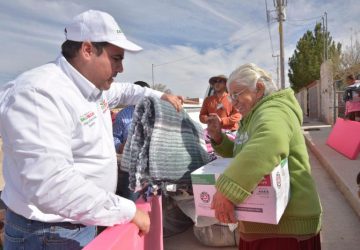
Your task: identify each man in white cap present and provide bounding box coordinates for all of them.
[0,9,183,249]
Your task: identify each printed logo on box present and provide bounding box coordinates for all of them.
[258,175,271,186]
[200,191,211,203]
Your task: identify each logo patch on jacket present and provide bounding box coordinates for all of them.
[234,132,249,145]
[80,111,97,126]
[99,99,109,113]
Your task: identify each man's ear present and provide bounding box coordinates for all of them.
[81,41,93,59]
[256,82,265,97]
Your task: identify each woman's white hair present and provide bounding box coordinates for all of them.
[227,63,278,96]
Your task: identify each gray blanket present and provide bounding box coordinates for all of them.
[121,96,211,191]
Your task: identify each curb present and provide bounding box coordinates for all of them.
[304,134,360,218]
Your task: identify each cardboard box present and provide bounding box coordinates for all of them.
[191,158,289,224]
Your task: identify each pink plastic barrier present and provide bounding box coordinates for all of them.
[83,195,163,250]
[345,100,360,115]
[326,118,360,160]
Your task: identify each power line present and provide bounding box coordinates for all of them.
[287,16,323,22]
[286,21,320,27]
[286,16,323,28]
[285,15,323,32]
[151,23,268,86]
[265,0,276,56]
[152,24,268,68]
[154,55,198,67]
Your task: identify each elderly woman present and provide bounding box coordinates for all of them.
[207,63,322,250]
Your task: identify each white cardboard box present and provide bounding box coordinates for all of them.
[191,158,290,224]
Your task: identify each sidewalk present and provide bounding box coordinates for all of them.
[302,119,360,217]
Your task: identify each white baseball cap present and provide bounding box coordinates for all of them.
[64,10,142,52]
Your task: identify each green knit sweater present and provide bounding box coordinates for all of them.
[213,88,322,235]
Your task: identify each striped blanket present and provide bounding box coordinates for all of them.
[121,96,211,191]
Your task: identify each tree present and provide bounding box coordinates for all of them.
[332,35,360,85]
[288,23,341,92]
[152,83,172,93]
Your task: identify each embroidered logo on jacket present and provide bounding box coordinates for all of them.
[234,132,249,145]
[99,99,109,113]
[80,111,97,126]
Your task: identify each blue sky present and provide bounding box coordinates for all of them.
[0,0,359,97]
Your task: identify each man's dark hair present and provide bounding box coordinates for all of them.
[61,40,109,60]
[134,81,150,88]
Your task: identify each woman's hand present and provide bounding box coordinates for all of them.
[207,113,222,144]
[211,191,236,224]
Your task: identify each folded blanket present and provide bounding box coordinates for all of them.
[121,96,211,191]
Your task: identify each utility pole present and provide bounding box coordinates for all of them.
[321,12,328,62]
[322,16,326,62]
[274,0,287,89]
[325,12,328,60]
[272,54,280,88]
[151,64,155,88]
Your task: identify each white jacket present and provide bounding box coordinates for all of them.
[0,56,162,226]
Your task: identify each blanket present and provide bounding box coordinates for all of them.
[121,96,211,191]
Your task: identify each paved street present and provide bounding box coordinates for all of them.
[164,150,360,250]
[310,151,360,250]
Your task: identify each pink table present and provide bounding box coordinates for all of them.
[326,118,360,160]
[83,195,163,250]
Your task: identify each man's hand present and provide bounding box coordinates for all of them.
[211,191,236,224]
[117,141,126,154]
[207,113,222,144]
[161,94,184,112]
[131,208,150,236]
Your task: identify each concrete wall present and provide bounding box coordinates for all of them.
[295,60,336,125]
[308,81,320,119]
[320,61,335,124]
[295,90,308,117]
[295,81,320,121]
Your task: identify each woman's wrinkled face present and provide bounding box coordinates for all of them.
[227,81,264,117]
